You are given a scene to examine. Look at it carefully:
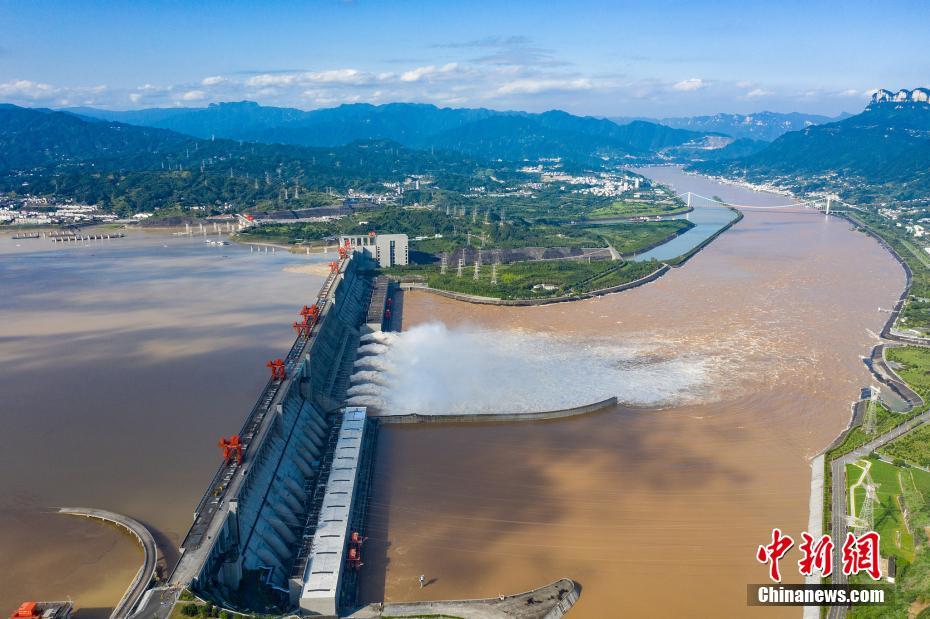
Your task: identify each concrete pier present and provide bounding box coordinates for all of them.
[57,507,157,619]
[349,578,581,619]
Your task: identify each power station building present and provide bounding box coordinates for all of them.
[339,233,408,268]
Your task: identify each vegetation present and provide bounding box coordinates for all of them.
[387,259,662,300]
[241,208,688,249]
[588,200,689,219]
[827,403,918,460]
[885,347,930,398]
[0,104,514,215]
[694,102,930,203]
[829,346,930,617]
[881,425,930,468]
[846,456,930,618]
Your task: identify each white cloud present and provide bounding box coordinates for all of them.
[246,73,298,87]
[736,80,754,89]
[302,69,367,84]
[129,92,142,103]
[181,89,206,101]
[837,88,861,97]
[400,63,459,82]
[0,79,57,99]
[672,78,704,91]
[746,88,774,98]
[201,75,226,86]
[497,77,592,95]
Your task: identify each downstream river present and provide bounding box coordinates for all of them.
[0,233,324,616]
[358,167,906,617]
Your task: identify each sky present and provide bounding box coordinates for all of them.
[1,0,929,118]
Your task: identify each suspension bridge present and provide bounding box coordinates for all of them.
[677,190,855,213]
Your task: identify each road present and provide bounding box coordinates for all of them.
[58,507,158,619]
[826,407,930,619]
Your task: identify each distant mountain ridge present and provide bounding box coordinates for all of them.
[692,91,930,201]
[611,111,849,141]
[64,101,711,163]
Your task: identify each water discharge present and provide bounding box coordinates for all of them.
[350,322,716,414]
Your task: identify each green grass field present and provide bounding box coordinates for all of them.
[886,346,930,399]
[846,459,916,563]
[588,200,688,219]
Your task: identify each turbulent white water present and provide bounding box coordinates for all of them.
[347,322,716,415]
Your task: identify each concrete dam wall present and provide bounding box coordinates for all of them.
[169,256,378,610]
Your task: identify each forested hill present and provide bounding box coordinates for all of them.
[66,100,711,163]
[693,100,930,201]
[0,104,501,214]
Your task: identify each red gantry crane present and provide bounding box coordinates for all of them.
[293,303,320,337]
[218,435,243,464]
[266,358,286,381]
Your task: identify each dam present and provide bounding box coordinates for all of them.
[167,250,390,613]
[147,246,584,618]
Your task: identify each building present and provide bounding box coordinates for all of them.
[339,233,409,268]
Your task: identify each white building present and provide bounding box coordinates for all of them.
[339,233,409,268]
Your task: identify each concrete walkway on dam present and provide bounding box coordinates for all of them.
[349,578,580,619]
[57,507,158,619]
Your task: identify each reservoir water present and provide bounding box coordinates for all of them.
[0,233,324,616]
[358,167,906,617]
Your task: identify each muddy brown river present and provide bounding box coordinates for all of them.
[0,167,904,618]
[357,168,905,617]
[0,234,323,617]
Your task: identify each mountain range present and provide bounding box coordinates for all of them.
[66,101,713,163]
[0,104,496,213]
[693,96,930,201]
[649,111,849,142]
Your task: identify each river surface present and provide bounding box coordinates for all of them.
[0,232,324,617]
[358,167,906,617]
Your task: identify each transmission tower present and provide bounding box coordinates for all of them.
[457,256,464,278]
[440,253,448,275]
[491,261,498,285]
[474,250,482,280]
[859,481,878,532]
[472,206,477,224]
[484,209,490,225]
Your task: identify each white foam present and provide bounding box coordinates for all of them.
[365,322,715,415]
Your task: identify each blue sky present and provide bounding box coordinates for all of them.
[1,0,928,117]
